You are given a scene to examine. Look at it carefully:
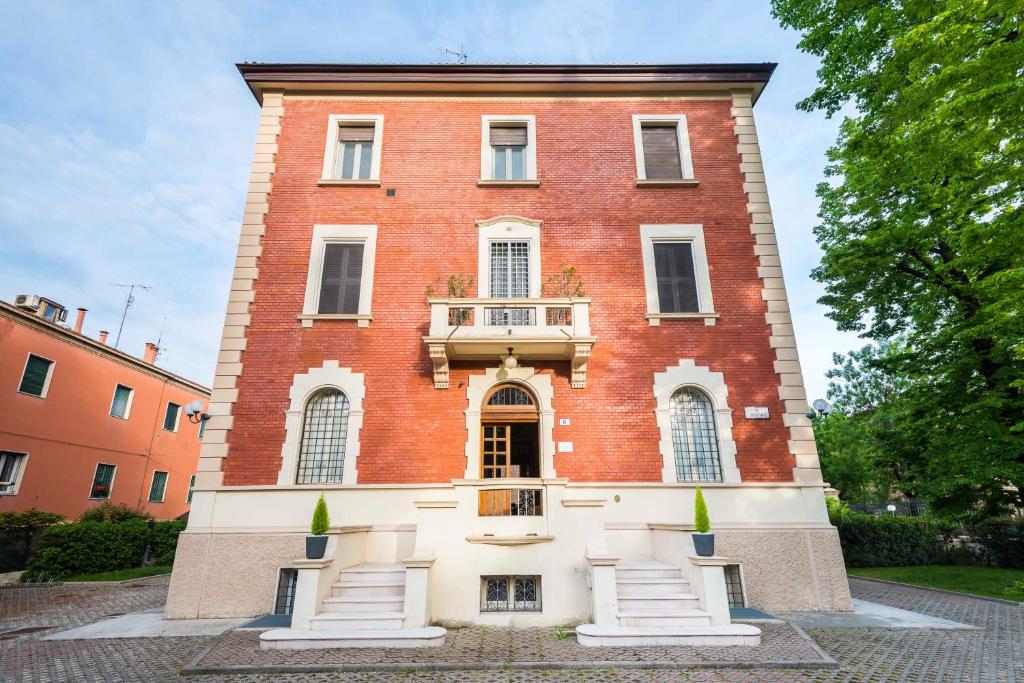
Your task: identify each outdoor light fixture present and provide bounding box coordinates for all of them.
[807,398,833,419]
[496,347,517,380]
[184,399,210,425]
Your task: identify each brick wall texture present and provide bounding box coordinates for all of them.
[221,96,796,485]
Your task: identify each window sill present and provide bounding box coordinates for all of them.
[477,179,541,187]
[317,178,381,187]
[636,179,700,187]
[298,313,373,328]
[646,312,719,327]
[17,391,46,399]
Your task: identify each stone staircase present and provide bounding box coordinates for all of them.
[576,560,761,646]
[260,563,446,649]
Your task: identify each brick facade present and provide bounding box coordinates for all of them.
[221,95,794,486]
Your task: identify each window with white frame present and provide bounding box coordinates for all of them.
[480,116,537,182]
[295,388,351,484]
[109,384,134,419]
[163,402,181,432]
[632,114,695,182]
[18,354,55,398]
[301,225,378,326]
[477,218,542,326]
[640,224,715,323]
[320,115,383,183]
[0,451,28,495]
[90,463,116,500]
[670,387,722,482]
[148,471,168,502]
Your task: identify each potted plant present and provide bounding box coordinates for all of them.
[306,494,330,559]
[692,486,714,557]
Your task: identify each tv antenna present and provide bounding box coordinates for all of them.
[439,45,468,64]
[111,283,151,349]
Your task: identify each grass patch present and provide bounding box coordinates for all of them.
[848,565,1024,601]
[63,565,171,582]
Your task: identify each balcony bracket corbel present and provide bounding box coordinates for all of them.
[571,343,592,389]
[429,343,450,389]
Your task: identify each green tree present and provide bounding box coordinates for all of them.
[773,0,1024,516]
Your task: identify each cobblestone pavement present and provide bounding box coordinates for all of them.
[1,575,1023,681]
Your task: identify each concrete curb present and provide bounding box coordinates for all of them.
[849,575,1024,607]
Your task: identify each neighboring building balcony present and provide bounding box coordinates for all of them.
[422,297,596,389]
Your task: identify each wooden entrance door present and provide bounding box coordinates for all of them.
[481,424,511,478]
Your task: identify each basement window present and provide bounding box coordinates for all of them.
[480,575,541,612]
[724,564,746,608]
[275,568,299,615]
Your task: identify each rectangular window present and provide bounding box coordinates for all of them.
[109,384,134,419]
[724,564,746,608]
[488,241,532,325]
[163,403,180,432]
[335,126,375,180]
[275,568,299,615]
[654,243,699,313]
[641,124,683,179]
[0,451,28,495]
[18,354,54,397]
[187,475,196,503]
[148,471,168,503]
[481,575,541,612]
[90,463,116,499]
[317,243,364,314]
[490,125,527,180]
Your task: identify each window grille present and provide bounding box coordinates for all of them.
[90,463,116,499]
[670,388,722,482]
[296,389,350,484]
[148,471,168,502]
[0,451,26,494]
[275,568,299,615]
[481,575,541,612]
[487,386,534,406]
[479,489,543,516]
[724,564,746,608]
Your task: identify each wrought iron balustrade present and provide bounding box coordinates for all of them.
[478,488,543,516]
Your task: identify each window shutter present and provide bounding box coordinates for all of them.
[163,403,180,430]
[654,243,699,313]
[490,126,527,146]
[318,243,364,314]
[641,125,683,179]
[111,386,131,417]
[19,355,51,395]
[338,125,375,142]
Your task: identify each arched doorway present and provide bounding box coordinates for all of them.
[480,383,540,479]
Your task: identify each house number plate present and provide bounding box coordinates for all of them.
[744,407,770,419]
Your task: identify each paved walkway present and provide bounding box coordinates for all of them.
[0,575,1022,681]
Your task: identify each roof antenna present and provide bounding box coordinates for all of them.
[154,276,177,363]
[440,45,468,64]
[110,283,152,349]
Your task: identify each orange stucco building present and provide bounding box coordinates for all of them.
[0,297,210,519]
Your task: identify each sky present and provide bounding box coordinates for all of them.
[0,0,864,401]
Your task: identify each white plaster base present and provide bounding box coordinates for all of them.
[260,626,446,649]
[576,623,761,647]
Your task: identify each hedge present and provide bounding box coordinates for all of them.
[0,509,64,572]
[962,517,1024,569]
[22,517,187,581]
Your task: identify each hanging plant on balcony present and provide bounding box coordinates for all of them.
[426,273,475,325]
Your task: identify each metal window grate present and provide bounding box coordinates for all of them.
[670,388,722,482]
[274,568,299,615]
[486,307,535,326]
[91,463,115,499]
[481,575,541,612]
[487,386,533,406]
[479,488,543,516]
[724,564,745,608]
[296,389,350,484]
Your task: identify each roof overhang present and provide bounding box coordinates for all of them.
[236,63,776,104]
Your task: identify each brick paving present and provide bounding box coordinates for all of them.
[1,575,1023,681]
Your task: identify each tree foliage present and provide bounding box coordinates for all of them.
[774,0,1024,516]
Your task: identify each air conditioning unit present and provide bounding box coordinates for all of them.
[14,294,40,310]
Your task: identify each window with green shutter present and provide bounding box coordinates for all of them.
[109,384,133,419]
[653,242,699,313]
[90,463,116,499]
[149,471,168,502]
[18,354,53,397]
[163,403,180,431]
[317,243,364,314]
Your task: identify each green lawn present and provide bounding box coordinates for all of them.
[848,565,1024,601]
[63,565,172,582]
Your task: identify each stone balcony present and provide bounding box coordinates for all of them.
[422,297,596,389]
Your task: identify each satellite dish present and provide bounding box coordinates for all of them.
[812,399,832,414]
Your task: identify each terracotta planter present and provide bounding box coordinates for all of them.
[692,532,715,557]
[305,535,328,559]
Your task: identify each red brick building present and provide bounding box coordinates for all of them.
[168,64,850,646]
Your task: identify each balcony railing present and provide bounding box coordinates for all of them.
[479,488,544,517]
[423,297,595,389]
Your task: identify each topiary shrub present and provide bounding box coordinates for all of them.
[23,519,150,580]
[694,486,710,533]
[311,494,330,535]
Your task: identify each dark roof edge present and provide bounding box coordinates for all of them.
[237,62,777,75]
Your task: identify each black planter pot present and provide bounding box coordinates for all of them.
[306,535,328,559]
[692,532,715,557]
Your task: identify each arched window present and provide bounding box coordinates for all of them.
[482,383,538,423]
[296,388,350,484]
[487,385,534,407]
[669,387,722,482]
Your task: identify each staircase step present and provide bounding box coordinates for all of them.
[332,581,405,598]
[339,570,406,583]
[617,579,691,594]
[320,596,405,613]
[576,623,761,647]
[310,612,404,630]
[616,568,683,580]
[261,626,446,650]
[618,608,712,627]
[619,595,701,610]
